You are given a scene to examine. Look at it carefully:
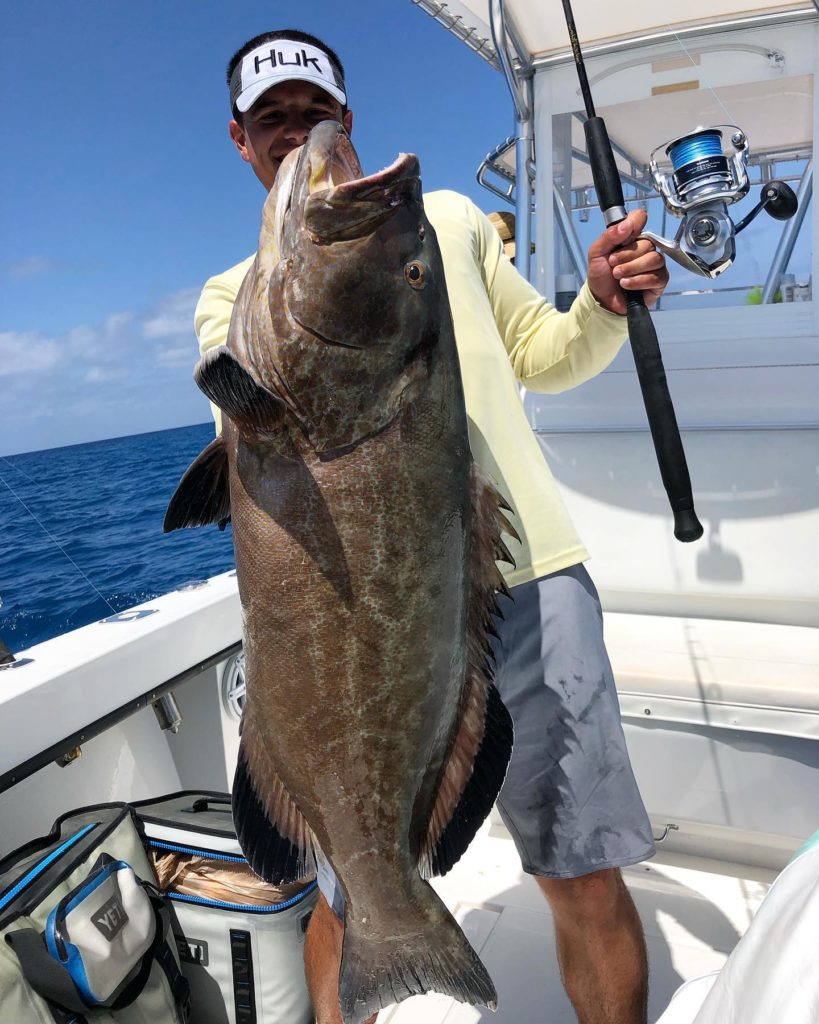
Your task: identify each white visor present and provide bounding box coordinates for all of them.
[230,38,346,114]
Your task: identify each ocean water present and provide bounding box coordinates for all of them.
[0,424,236,653]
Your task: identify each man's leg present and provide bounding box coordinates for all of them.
[537,868,647,1024]
[303,890,378,1024]
[302,876,644,1024]
[492,566,655,1024]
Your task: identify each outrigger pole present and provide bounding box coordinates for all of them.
[559,0,704,542]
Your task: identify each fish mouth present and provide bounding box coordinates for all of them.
[309,125,419,197]
[303,124,421,242]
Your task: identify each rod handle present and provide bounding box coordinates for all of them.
[584,117,626,222]
[626,292,703,542]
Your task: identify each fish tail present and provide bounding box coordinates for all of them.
[338,889,496,1023]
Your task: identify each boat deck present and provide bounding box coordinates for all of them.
[380,824,774,1023]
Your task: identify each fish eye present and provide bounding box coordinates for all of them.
[404,261,427,289]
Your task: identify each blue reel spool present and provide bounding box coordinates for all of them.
[667,128,731,197]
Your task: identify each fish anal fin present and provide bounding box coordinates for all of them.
[195,348,290,447]
[232,712,316,884]
[164,435,230,532]
[420,465,516,878]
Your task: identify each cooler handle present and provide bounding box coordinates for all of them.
[184,797,232,814]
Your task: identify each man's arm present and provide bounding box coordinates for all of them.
[195,255,255,356]
[472,200,666,393]
[193,256,255,433]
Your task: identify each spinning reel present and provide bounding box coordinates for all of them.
[641,125,798,279]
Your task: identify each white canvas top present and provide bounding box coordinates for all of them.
[430,0,815,59]
[565,75,813,190]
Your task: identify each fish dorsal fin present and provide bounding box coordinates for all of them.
[195,348,290,446]
[232,710,317,884]
[163,435,231,532]
[419,465,518,878]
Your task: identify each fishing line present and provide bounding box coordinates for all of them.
[0,460,118,616]
[666,26,737,125]
[0,453,38,486]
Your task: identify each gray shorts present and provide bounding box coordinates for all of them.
[316,563,655,914]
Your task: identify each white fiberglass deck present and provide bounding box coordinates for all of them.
[379,823,773,1024]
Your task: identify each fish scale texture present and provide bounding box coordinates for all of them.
[167,122,516,1017]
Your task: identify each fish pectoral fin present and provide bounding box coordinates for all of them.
[232,714,316,885]
[195,348,289,445]
[163,435,231,532]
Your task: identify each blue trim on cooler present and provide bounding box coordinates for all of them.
[46,862,123,962]
[0,822,99,913]
[60,938,99,1006]
[148,839,245,862]
[45,903,64,961]
[147,837,317,912]
[167,879,318,914]
[64,860,130,918]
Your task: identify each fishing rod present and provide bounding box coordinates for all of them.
[560,0,704,543]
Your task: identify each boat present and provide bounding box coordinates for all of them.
[1,2,817,1021]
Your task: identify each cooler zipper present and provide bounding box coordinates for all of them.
[149,839,245,862]
[166,883,317,913]
[0,822,99,913]
[147,839,317,913]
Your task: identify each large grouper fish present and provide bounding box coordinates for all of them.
[165,120,518,1022]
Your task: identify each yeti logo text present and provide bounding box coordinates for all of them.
[254,49,322,76]
[92,893,129,941]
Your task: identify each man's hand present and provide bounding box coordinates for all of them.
[586,208,669,316]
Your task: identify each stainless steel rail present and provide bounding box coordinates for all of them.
[489,0,534,279]
[409,0,500,68]
[762,158,813,304]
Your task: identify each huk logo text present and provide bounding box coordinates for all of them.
[254,49,322,76]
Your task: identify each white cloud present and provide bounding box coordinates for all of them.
[4,255,58,279]
[85,366,127,383]
[0,331,60,376]
[105,311,134,334]
[67,312,134,360]
[67,324,100,357]
[156,344,196,369]
[1,286,204,451]
[143,288,199,339]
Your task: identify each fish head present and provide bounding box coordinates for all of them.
[256,120,450,453]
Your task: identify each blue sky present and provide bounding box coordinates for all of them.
[0,1,513,455]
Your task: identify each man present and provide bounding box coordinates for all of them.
[196,28,669,1024]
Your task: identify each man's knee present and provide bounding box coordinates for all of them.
[535,867,627,923]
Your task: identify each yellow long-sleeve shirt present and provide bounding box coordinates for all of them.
[194,190,628,586]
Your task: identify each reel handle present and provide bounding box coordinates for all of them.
[735,179,799,235]
[762,180,798,221]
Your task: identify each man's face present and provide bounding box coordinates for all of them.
[229,80,354,191]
